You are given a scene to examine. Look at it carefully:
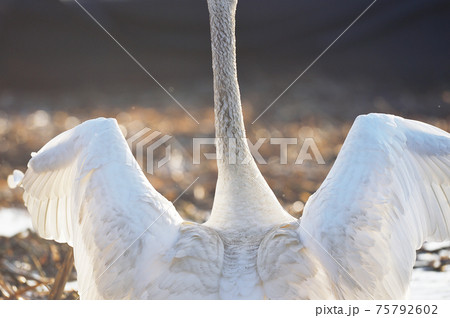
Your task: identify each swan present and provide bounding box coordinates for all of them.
[13,0,450,299]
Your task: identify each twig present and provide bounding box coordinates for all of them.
[14,281,45,298]
[0,273,16,299]
[48,248,74,300]
[14,235,47,277]
[0,259,53,285]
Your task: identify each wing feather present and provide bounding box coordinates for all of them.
[300,113,450,299]
[21,118,184,298]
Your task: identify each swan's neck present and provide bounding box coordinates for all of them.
[208,0,247,164]
[206,0,293,229]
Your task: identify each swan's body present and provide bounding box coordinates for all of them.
[17,0,450,299]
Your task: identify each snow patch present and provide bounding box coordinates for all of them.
[410,269,450,300]
[7,170,24,189]
[422,241,450,252]
[0,208,33,237]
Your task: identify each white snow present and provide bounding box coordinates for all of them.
[0,208,449,299]
[422,241,450,251]
[410,269,450,300]
[0,208,33,237]
[64,281,78,292]
[7,170,24,189]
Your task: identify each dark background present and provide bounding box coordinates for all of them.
[1,0,449,119]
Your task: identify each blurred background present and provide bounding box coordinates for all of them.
[0,0,449,299]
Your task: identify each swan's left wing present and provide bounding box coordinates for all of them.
[20,118,186,299]
[299,113,450,299]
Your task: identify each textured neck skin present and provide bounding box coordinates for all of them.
[208,0,248,164]
[206,0,294,230]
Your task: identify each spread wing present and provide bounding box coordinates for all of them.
[299,113,450,299]
[20,118,185,299]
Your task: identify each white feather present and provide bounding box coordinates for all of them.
[300,114,450,299]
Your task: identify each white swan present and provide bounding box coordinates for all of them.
[15,0,450,299]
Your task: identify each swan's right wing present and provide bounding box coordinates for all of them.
[21,118,184,299]
[299,114,450,299]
